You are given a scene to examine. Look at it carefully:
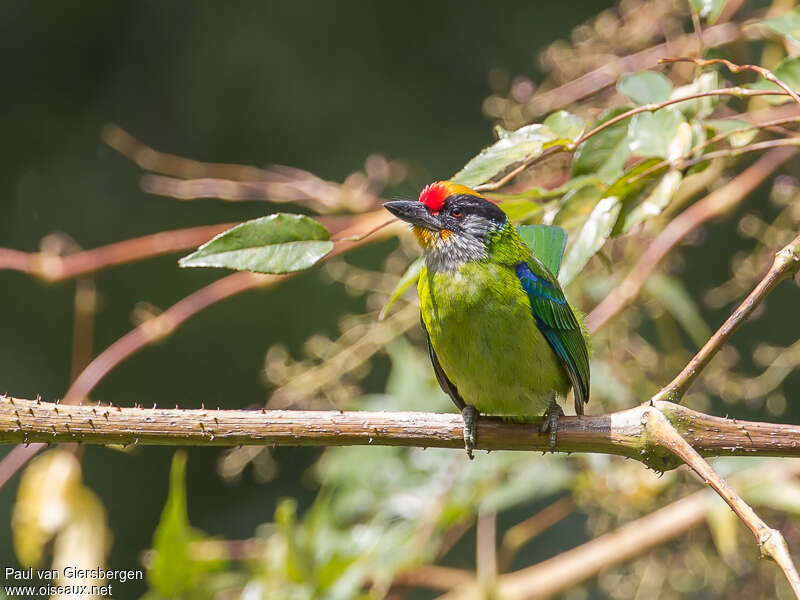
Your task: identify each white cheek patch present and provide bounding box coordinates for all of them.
[424,216,498,272]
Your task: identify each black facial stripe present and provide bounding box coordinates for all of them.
[444,194,507,224]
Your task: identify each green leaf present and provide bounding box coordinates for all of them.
[179,213,334,274]
[148,452,220,597]
[618,71,673,105]
[628,107,690,159]
[559,195,622,285]
[748,57,800,105]
[645,273,712,347]
[552,183,605,233]
[615,169,683,234]
[690,0,726,23]
[379,257,423,320]
[498,199,545,222]
[542,110,585,141]
[704,119,758,148]
[759,7,800,45]
[573,107,632,182]
[670,71,722,118]
[451,124,557,187]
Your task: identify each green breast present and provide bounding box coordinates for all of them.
[419,261,570,417]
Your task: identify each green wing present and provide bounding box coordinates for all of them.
[515,257,590,414]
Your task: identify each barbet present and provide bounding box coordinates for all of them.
[384,182,589,457]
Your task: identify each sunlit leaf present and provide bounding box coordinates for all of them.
[645,272,712,347]
[379,257,423,320]
[179,213,334,274]
[670,71,722,118]
[748,57,800,105]
[618,71,673,105]
[559,195,622,285]
[759,7,800,45]
[628,107,689,159]
[573,107,632,182]
[614,168,683,234]
[704,119,759,148]
[543,110,585,141]
[707,496,739,562]
[690,0,726,23]
[552,183,605,233]
[451,124,557,187]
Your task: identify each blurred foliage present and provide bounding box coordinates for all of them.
[5,0,800,599]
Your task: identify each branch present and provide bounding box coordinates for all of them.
[645,408,800,595]
[1,397,799,462]
[586,146,797,333]
[654,231,800,402]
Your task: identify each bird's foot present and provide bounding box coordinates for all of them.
[540,400,564,452]
[461,405,478,460]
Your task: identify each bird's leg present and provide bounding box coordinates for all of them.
[461,405,478,460]
[540,397,564,452]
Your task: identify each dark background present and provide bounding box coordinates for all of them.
[2,2,796,599]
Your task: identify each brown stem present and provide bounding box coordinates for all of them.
[0,223,236,282]
[645,407,800,597]
[660,56,800,107]
[586,146,797,333]
[654,231,800,403]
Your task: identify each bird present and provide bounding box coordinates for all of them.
[383,181,589,458]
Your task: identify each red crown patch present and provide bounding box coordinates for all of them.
[419,182,448,213]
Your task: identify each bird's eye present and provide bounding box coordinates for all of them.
[450,207,463,218]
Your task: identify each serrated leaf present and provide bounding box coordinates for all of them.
[759,7,800,45]
[670,71,722,118]
[618,71,673,105]
[573,107,632,182]
[748,57,800,105]
[628,107,688,159]
[690,0,726,23]
[451,124,557,187]
[379,257,423,320]
[616,169,683,234]
[645,272,712,347]
[543,110,585,141]
[559,195,622,285]
[704,119,758,148]
[179,213,334,274]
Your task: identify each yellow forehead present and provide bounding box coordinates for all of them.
[438,181,481,198]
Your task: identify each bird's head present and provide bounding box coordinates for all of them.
[383,181,508,270]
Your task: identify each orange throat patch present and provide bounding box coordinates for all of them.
[413,226,452,249]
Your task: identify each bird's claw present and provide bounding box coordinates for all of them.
[540,400,564,452]
[461,405,478,460]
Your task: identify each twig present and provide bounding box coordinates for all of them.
[475,87,789,192]
[653,231,800,403]
[661,56,800,107]
[0,223,236,282]
[586,147,797,333]
[1,397,799,461]
[644,408,800,597]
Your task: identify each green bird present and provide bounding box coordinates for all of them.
[384,181,589,457]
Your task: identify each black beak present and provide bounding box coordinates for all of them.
[383,200,442,230]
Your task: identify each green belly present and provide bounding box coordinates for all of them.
[419,262,570,417]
